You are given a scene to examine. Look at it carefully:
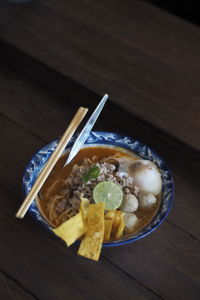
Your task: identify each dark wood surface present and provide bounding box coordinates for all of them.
[0,1,200,299]
[0,0,200,150]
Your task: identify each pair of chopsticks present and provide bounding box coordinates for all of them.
[16,107,88,219]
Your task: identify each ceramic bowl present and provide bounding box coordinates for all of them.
[22,131,174,247]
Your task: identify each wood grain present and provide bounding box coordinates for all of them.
[0,64,199,299]
[0,186,161,300]
[0,64,199,238]
[103,223,200,300]
[0,117,199,300]
[0,0,200,150]
[0,270,36,300]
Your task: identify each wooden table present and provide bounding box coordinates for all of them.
[0,1,199,299]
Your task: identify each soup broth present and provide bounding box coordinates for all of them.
[38,146,161,238]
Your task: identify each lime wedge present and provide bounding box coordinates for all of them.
[93,181,123,210]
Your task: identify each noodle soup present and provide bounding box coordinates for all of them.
[38,146,161,240]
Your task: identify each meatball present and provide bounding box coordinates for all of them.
[129,160,162,196]
[124,213,138,234]
[120,193,138,213]
[138,192,157,208]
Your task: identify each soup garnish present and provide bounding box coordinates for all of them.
[93,181,123,210]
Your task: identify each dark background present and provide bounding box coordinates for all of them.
[147,0,200,25]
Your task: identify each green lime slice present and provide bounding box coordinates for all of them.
[93,181,123,210]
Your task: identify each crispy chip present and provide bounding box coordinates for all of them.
[115,212,125,239]
[78,202,105,261]
[105,210,125,240]
[53,212,86,246]
[87,202,105,226]
[104,210,115,220]
[80,198,90,223]
[104,219,113,241]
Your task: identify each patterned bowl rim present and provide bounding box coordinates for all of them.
[22,131,174,247]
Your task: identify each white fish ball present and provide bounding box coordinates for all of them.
[138,192,157,208]
[124,213,138,234]
[120,194,138,213]
[129,160,162,196]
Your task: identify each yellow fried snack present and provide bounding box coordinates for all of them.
[105,210,125,240]
[105,210,115,220]
[53,211,86,246]
[78,202,105,261]
[104,219,113,241]
[80,198,90,223]
[115,211,125,239]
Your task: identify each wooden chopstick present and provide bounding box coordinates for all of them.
[16,107,88,219]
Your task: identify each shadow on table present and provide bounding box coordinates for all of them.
[145,0,200,26]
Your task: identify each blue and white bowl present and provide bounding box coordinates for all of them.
[22,131,174,247]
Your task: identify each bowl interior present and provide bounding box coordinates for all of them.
[22,131,174,247]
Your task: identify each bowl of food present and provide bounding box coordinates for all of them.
[22,131,174,260]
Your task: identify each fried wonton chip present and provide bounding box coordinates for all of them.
[115,211,125,239]
[78,202,105,261]
[80,198,90,223]
[53,211,86,246]
[104,219,113,241]
[105,210,125,240]
[105,210,115,220]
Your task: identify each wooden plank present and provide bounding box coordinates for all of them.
[0,112,44,195]
[0,270,36,300]
[0,185,161,300]
[103,222,200,300]
[146,0,200,25]
[0,67,199,299]
[0,63,78,142]
[0,1,200,150]
[0,64,199,240]
[168,173,200,239]
[0,120,199,300]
